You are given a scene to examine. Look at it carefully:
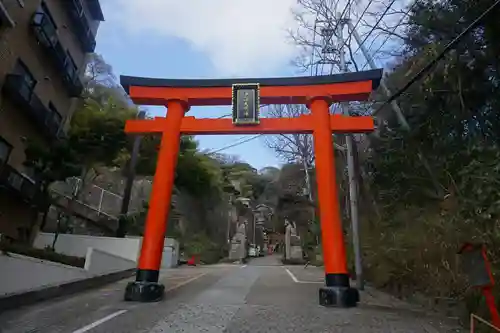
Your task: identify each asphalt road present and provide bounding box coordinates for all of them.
[0,256,464,332]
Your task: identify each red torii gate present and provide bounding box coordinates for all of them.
[121,69,382,307]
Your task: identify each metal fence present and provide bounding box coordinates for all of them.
[50,177,151,218]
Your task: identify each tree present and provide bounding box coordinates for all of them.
[24,95,137,243]
[352,0,500,320]
[80,53,132,115]
[176,137,224,197]
[264,104,315,166]
[23,139,82,241]
[70,97,134,173]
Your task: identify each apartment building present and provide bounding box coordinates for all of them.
[0,0,104,240]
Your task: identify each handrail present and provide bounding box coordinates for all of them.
[470,313,500,332]
[50,189,117,220]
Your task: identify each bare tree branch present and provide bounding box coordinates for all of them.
[264,105,315,167]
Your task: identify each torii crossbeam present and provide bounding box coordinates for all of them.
[121,69,382,307]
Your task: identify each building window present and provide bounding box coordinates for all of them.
[13,59,36,92]
[65,50,78,79]
[32,1,59,46]
[39,2,57,28]
[73,0,84,17]
[48,102,63,132]
[0,137,12,166]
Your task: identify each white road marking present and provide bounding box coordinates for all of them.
[241,265,247,268]
[285,268,299,283]
[72,309,127,333]
[284,267,324,284]
[71,273,207,333]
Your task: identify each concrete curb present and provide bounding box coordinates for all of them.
[0,268,135,313]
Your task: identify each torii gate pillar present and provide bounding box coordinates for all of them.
[310,97,358,306]
[124,100,187,302]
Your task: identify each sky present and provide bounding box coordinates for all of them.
[95,0,303,170]
[94,0,409,170]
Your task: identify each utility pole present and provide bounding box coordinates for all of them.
[226,194,233,244]
[335,12,364,290]
[347,19,444,198]
[253,213,256,246]
[302,158,313,202]
[301,158,318,245]
[347,21,409,131]
[338,11,437,290]
[117,110,146,237]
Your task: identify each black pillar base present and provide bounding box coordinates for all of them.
[319,286,359,308]
[319,273,359,308]
[124,281,165,302]
[124,269,164,302]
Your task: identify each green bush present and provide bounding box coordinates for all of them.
[183,233,224,264]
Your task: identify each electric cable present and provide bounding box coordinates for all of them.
[324,0,354,47]
[207,134,263,154]
[204,103,273,154]
[336,0,376,60]
[373,0,500,115]
[314,0,354,75]
[360,0,418,70]
[352,0,397,56]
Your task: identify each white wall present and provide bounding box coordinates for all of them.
[34,233,179,268]
[34,233,142,262]
[84,248,135,275]
[163,237,179,268]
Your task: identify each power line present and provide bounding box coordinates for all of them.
[352,0,397,56]
[360,0,418,70]
[336,0,376,60]
[373,0,500,115]
[207,135,263,154]
[203,104,273,155]
[310,16,319,76]
[323,0,354,47]
[313,0,353,75]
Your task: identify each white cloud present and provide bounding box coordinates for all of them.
[101,0,299,76]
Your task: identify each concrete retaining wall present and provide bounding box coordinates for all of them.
[34,233,142,262]
[33,233,179,268]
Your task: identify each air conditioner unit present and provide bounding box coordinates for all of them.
[0,1,15,28]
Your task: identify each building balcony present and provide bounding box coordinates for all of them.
[64,0,97,52]
[0,164,36,202]
[2,74,61,139]
[31,12,84,97]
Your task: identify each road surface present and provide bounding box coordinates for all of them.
[0,255,464,332]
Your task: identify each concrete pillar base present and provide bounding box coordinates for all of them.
[124,281,165,302]
[319,286,359,308]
